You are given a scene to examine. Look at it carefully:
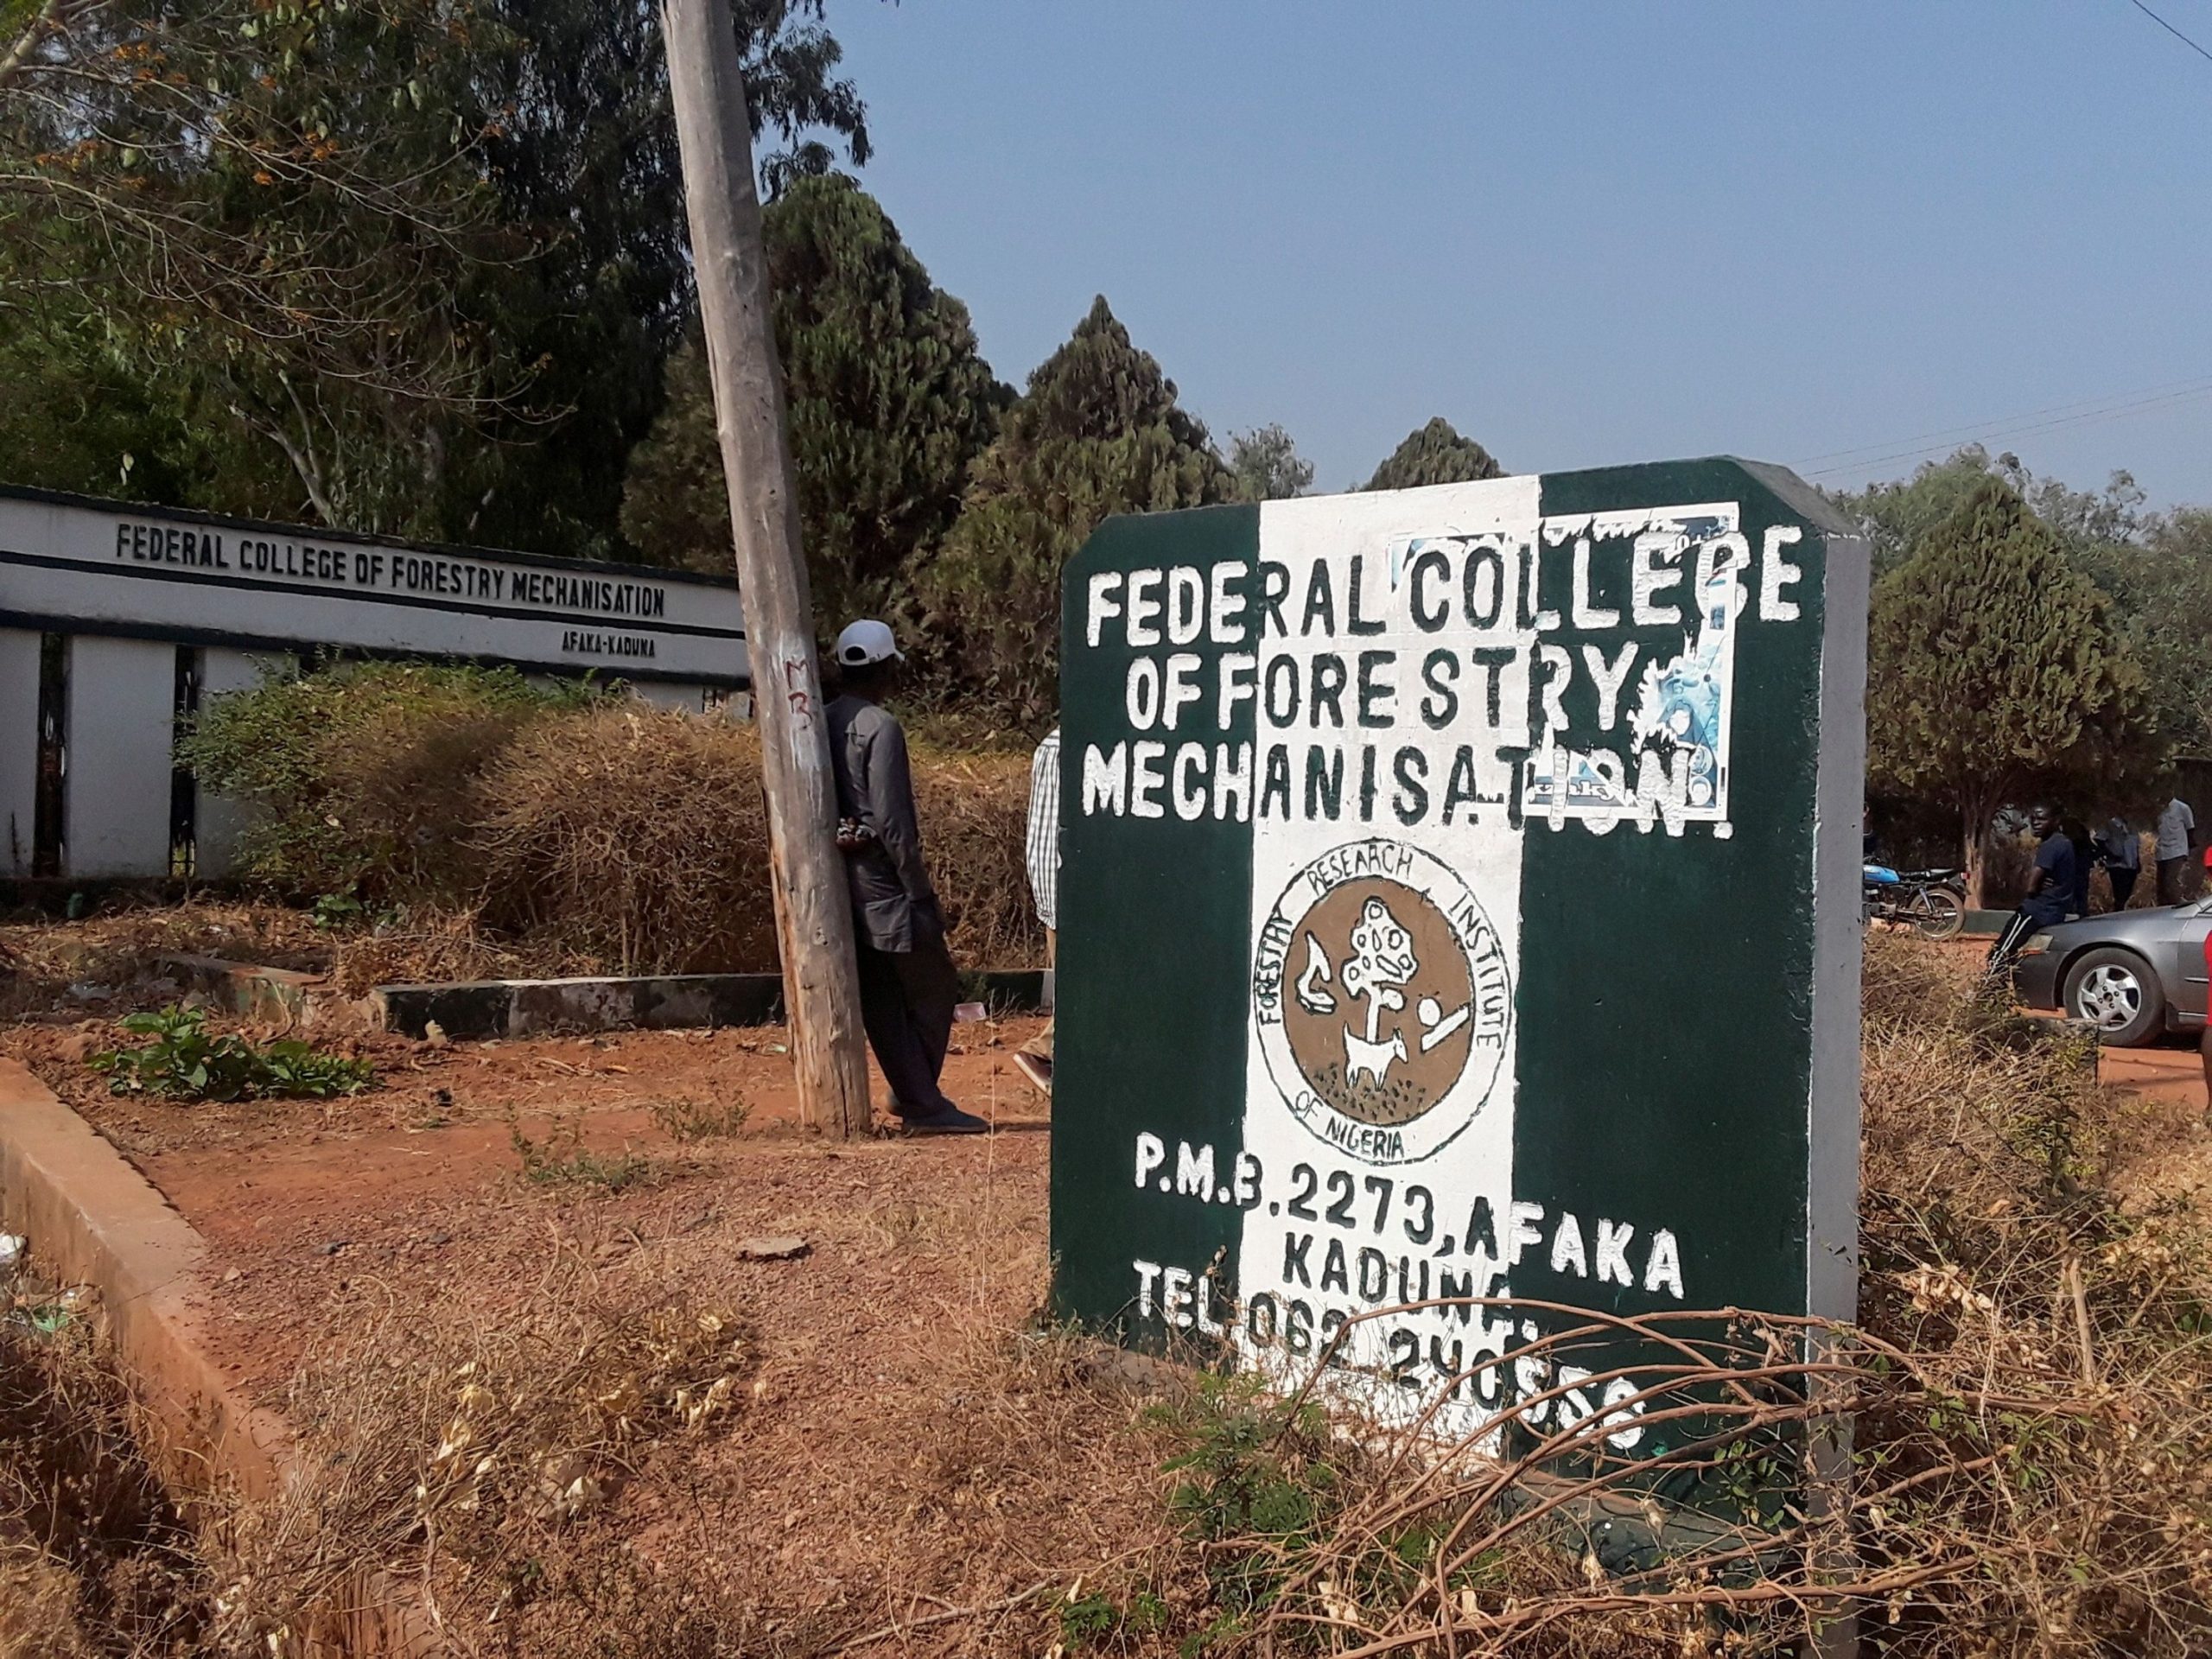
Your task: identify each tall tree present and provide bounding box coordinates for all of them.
[621,174,1004,615]
[2075,508,2212,761]
[0,0,524,529]
[912,295,1236,725]
[1362,416,1503,491]
[438,0,874,558]
[0,0,872,552]
[1867,478,2158,904]
[1830,446,2017,580]
[1229,423,1314,502]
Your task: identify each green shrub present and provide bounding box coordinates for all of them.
[90,1007,373,1102]
[1144,1373,1343,1622]
[181,662,595,903]
[508,1112,654,1191]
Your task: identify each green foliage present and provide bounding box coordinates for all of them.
[0,0,873,560]
[1057,1587,1167,1650]
[621,175,1005,615]
[1866,478,2159,895]
[442,0,876,562]
[1361,416,1503,491]
[509,1113,654,1191]
[613,336,732,576]
[0,0,529,532]
[1146,1373,1341,1618]
[915,296,1236,724]
[2075,507,2212,760]
[310,893,367,931]
[1227,423,1313,502]
[1829,446,2015,580]
[179,662,594,903]
[91,1007,373,1103]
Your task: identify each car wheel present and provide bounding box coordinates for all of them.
[2062,947,2165,1046]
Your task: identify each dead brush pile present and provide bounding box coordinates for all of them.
[471,705,781,976]
[186,664,1045,980]
[181,662,573,905]
[215,1261,749,1652]
[1128,933,2212,1657]
[471,704,1040,976]
[321,902,571,998]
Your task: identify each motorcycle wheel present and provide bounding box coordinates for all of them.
[1910,887,1965,941]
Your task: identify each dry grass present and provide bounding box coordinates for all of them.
[1134,933,2212,1657]
[472,705,782,976]
[214,1255,749,1654]
[322,902,571,998]
[0,898,328,1020]
[46,927,2198,1656]
[0,1276,208,1656]
[211,1181,1190,1659]
[911,742,1046,970]
[470,704,1041,976]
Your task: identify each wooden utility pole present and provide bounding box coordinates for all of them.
[662,0,871,1135]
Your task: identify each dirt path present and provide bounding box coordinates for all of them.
[4,1003,1177,1651]
[2096,1038,2212,1211]
[9,1015,1052,1397]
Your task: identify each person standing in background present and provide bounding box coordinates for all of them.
[2096,816,2141,912]
[2157,794,2197,906]
[825,620,987,1135]
[1014,727,1059,1096]
[2061,815,2093,918]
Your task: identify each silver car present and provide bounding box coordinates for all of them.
[2011,899,2212,1046]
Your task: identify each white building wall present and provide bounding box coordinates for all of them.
[0,629,40,875]
[65,635,177,878]
[630,680,709,713]
[194,648,279,879]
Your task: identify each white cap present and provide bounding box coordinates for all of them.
[834,619,903,668]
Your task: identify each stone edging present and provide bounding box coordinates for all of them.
[372,967,1050,1039]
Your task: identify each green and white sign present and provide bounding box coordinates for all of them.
[1051,458,1866,1447]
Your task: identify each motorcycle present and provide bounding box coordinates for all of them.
[1863,864,1967,941]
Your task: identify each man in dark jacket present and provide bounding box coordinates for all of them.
[825,620,986,1135]
[1989,805,2077,969]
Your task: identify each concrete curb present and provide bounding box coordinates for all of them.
[0,1058,292,1499]
[0,1058,439,1655]
[372,966,1049,1040]
[158,952,328,1024]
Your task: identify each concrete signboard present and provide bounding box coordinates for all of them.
[1051,459,1866,1447]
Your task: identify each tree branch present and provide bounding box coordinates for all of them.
[0,0,67,91]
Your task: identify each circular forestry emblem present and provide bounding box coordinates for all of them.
[1252,838,1512,1166]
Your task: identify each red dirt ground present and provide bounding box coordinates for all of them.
[2,912,1177,1651]
[2,1009,1052,1395]
[10,912,2205,1650]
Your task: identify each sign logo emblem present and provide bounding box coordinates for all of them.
[1252,838,1511,1165]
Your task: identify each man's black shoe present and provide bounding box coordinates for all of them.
[900,1105,989,1135]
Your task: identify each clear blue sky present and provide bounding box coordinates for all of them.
[829,0,2212,505]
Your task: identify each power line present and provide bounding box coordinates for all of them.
[1791,372,2212,468]
[2125,0,2212,65]
[1799,378,2212,481]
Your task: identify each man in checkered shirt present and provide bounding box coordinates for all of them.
[1014,727,1058,1095]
